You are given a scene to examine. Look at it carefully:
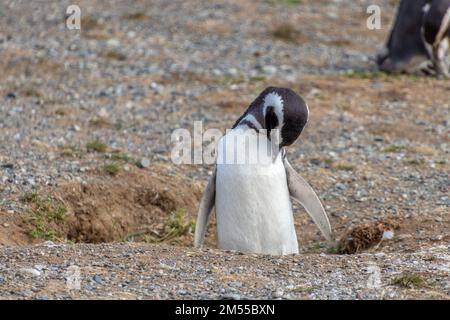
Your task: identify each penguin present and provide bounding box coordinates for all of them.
[194,87,331,255]
[422,0,450,78]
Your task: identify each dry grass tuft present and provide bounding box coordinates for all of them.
[391,273,428,288]
[338,219,400,254]
[272,23,304,43]
[100,51,127,61]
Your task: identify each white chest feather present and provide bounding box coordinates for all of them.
[215,131,298,255]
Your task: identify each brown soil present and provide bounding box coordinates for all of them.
[59,166,202,243]
[0,212,26,246]
[2,165,206,246]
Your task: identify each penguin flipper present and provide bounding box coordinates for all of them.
[284,158,332,241]
[194,166,217,248]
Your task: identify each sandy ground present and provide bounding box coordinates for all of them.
[0,0,449,299]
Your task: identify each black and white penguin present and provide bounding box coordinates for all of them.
[422,0,450,77]
[194,87,331,255]
[377,0,450,76]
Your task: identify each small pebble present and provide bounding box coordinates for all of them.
[93,275,103,284]
[138,158,151,168]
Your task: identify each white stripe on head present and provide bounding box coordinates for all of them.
[263,92,284,128]
[305,102,310,123]
[434,7,450,47]
[238,114,262,129]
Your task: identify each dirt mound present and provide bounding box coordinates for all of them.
[0,211,27,246]
[8,165,208,246]
[60,167,202,243]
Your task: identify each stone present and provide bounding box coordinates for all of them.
[138,158,151,168]
[19,268,41,277]
[93,275,103,284]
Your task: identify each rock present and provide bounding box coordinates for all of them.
[155,155,168,161]
[93,275,103,284]
[106,38,121,47]
[85,284,95,291]
[18,268,41,277]
[220,293,241,300]
[177,289,187,295]
[227,67,238,76]
[138,158,151,168]
[273,288,284,298]
[5,92,16,99]
[21,290,33,297]
[431,235,443,241]
[34,264,46,271]
[382,230,394,240]
[336,183,347,190]
[98,108,109,118]
[308,88,321,98]
[43,241,57,247]
[374,136,384,142]
[150,82,160,92]
[228,281,243,288]
[262,65,277,75]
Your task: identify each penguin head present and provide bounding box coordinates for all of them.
[233,87,309,147]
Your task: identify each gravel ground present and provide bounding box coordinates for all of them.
[0,0,395,199]
[0,243,449,300]
[0,0,449,299]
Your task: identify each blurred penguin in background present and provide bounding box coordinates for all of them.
[377,0,450,78]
